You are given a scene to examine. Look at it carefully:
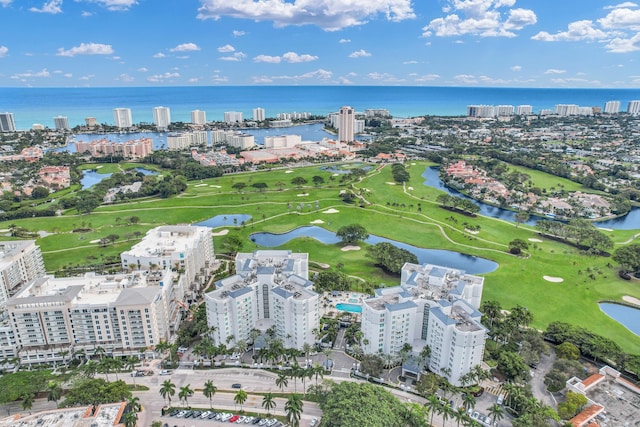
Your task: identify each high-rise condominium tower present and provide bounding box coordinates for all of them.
[53,116,69,130]
[153,106,171,130]
[113,108,133,128]
[338,106,355,143]
[191,109,207,125]
[0,113,16,132]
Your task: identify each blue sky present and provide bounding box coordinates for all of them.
[1,0,639,87]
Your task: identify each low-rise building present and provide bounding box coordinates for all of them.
[205,250,319,350]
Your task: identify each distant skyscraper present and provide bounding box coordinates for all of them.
[53,116,69,130]
[113,108,133,128]
[191,109,206,125]
[628,100,640,115]
[153,106,171,130]
[516,105,533,115]
[253,107,265,122]
[85,117,98,127]
[604,101,621,114]
[224,111,243,123]
[338,106,355,143]
[0,113,16,132]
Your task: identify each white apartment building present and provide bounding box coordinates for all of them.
[361,263,486,386]
[264,134,301,149]
[224,111,244,123]
[120,225,214,299]
[113,108,133,128]
[205,250,319,350]
[338,106,355,143]
[628,100,640,115]
[554,104,580,116]
[0,113,16,132]
[85,117,98,127]
[191,109,207,125]
[153,106,171,130]
[227,133,255,149]
[3,269,186,365]
[167,131,208,150]
[516,105,533,115]
[270,119,293,128]
[253,108,265,121]
[604,101,621,114]
[53,116,69,130]
[276,112,309,120]
[365,109,390,118]
[495,105,515,117]
[467,105,495,118]
[0,240,46,308]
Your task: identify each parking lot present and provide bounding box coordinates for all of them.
[160,409,319,427]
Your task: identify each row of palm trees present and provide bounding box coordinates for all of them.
[424,394,504,427]
[158,379,304,426]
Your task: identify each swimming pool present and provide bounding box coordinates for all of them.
[336,303,362,313]
[348,298,358,303]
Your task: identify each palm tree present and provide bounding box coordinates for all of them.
[285,393,303,427]
[83,360,99,378]
[290,363,302,393]
[128,396,141,415]
[462,393,476,413]
[312,363,324,388]
[21,392,34,413]
[47,381,63,408]
[123,411,137,427]
[453,408,466,427]
[488,403,504,425]
[275,372,288,391]
[178,384,193,407]
[159,380,176,406]
[425,394,441,427]
[203,380,217,408]
[234,389,248,412]
[262,392,276,416]
[125,356,139,388]
[440,403,454,427]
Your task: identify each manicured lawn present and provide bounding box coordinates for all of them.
[2,160,640,354]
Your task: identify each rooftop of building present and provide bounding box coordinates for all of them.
[7,270,173,308]
[0,240,37,263]
[122,225,209,257]
[0,402,125,427]
[401,262,483,301]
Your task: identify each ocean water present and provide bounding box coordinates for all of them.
[1,86,639,130]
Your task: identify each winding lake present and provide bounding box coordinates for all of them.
[194,214,253,228]
[599,303,640,336]
[80,170,112,189]
[249,225,498,274]
[422,166,640,230]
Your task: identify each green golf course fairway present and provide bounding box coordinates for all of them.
[2,160,639,354]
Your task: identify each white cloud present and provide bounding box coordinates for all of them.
[454,74,477,84]
[544,68,566,74]
[170,43,201,52]
[511,65,522,71]
[64,73,73,78]
[254,68,333,82]
[79,74,95,81]
[339,38,351,43]
[188,78,199,83]
[57,43,114,57]
[11,68,51,79]
[0,0,12,6]
[532,20,609,41]
[219,52,247,61]
[423,0,536,38]
[29,0,62,14]
[137,67,148,72]
[147,72,180,83]
[349,49,371,58]
[403,60,418,64]
[605,32,640,52]
[252,76,274,84]
[81,11,93,17]
[0,46,7,58]
[118,73,134,82]
[197,0,415,31]
[153,52,166,58]
[604,2,638,10]
[85,0,138,11]
[599,8,640,30]
[282,52,318,62]
[211,74,228,83]
[232,30,246,36]
[217,44,235,53]
[414,73,440,82]
[367,72,393,80]
[254,54,281,63]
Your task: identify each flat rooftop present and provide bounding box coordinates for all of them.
[0,402,125,427]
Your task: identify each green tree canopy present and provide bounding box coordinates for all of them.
[336,224,369,244]
[60,379,131,407]
[613,244,640,274]
[367,242,418,274]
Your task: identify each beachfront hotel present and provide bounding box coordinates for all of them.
[338,106,355,143]
[0,113,16,132]
[153,106,171,130]
[120,225,215,300]
[191,109,207,125]
[360,263,486,386]
[205,250,319,350]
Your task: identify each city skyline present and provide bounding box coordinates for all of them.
[0,1,639,88]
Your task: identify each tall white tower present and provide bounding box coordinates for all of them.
[113,108,133,128]
[604,101,621,114]
[253,107,265,121]
[338,106,355,143]
[153,106,171,130]
[53,116,69,130]
[0,113,17,132]
[191,109,207,125]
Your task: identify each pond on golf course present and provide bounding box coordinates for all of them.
[249,226,498,275]
[599,303,640,336]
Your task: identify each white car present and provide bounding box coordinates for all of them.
[237,416,246,423]
[310,418,318,426]
[200,411,210,419]
[244,417,254,424]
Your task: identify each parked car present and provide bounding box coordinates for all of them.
[232,383,242,389]
[237,416,246,423]
[159,369,171,375]
[244,416,254,423]
[310,418,318,426]
[229,415,240,423]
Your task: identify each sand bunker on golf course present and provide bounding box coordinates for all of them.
[528,238,543,242]
[211,229,230,236]
[623,295,640,305]
[341,245,361,251]
[543,276,564,283]
[310,220,325,224]
[323,209,339,214]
